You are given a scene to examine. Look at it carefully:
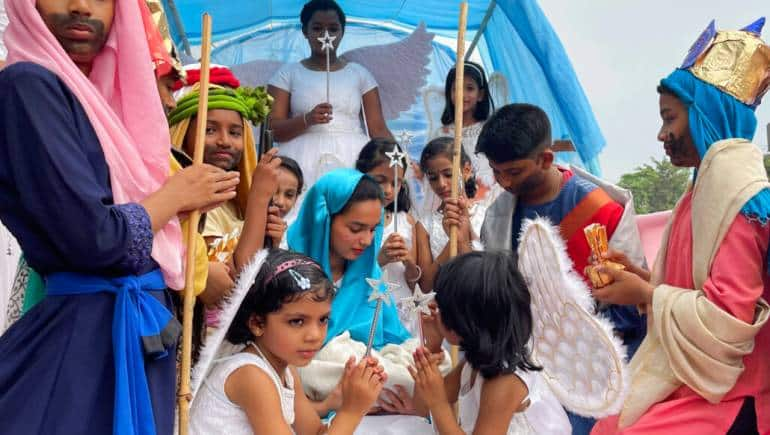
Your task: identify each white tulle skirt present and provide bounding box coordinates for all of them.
[276,127,370,191]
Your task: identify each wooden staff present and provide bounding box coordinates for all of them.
[446,1,468,373]
[449,2,468,258]
[178,13,212,435]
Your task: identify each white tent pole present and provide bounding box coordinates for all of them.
[465,0,496,61]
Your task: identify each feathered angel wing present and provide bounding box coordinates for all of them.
[517,218,629,418]
[190,249,269,401]
[422,85,445,140]
[230,59,286,88]
[343,23,434,120]
[488,72,509,107]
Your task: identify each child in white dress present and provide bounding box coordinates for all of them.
[267,0,392,189]
[355,138,421,312]
[431,61,498,204]
[190,249,387,434]
[410,251,572,434]
[414,137,487,291]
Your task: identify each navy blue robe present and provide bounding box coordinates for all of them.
[0,62,176,435]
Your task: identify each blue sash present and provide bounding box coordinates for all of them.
[46,270,180,435]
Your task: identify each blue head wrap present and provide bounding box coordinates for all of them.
[287,168,411,349]
[661,69,770,268]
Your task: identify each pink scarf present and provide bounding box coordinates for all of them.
[4,0,184,289]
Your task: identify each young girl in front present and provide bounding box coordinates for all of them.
[355,138,423,303]
[189,248,386,435]
[409,251,571,434]
[432,61,496,202]
[415,137,486,290]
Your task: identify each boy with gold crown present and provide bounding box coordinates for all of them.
[591,18,770,434]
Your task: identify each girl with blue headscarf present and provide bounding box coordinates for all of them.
[591,20,770,435]
[287,168,450,417]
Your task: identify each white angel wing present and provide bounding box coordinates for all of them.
[422,85,445,140]
[230,59,286,88]
[517,217,629,418]
[190,249,269,401]
[488,72,509,107]
[343,23,434,120]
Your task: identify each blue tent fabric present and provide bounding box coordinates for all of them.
[165,0,605,175]
[164,0,494,44]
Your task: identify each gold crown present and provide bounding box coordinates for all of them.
[683,19,770,106]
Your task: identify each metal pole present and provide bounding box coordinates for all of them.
[166,0,192,56]
[465,0,496,61]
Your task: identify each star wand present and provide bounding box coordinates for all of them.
[398,287,435,346]
[317,29,336,104]
[364,278,399,357]
[385,139,408,234]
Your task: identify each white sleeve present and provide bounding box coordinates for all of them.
[268,63,294,92]
[356,63,378,95]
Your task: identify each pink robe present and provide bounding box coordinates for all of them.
[593,192,770,434]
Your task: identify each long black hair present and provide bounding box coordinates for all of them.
[300,0,346,33]
[226,249,334,344]
[434,251,540,379]
[440,61,494,126]
[419,137,477,199]
[355,137,411,213]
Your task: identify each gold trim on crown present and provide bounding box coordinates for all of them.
[689,29,770,106]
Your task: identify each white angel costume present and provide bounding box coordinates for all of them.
[381,211,414,299]
[418,201,487,270]
[190,249,441,435]
[268,61,376,186]
[0,1,7,60]
[513,218,630,428]
[381,211,420,335]
[458,362,569,434]
[415,217,628,434]
[431,122,488,185]
[232,24,434,191]
[0,2,14,332]
[189,251,297,435]
[0,222,20,331]
[420,72,510,209]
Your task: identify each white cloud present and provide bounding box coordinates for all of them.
[539,0,770,181]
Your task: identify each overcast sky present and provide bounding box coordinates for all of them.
[538,0,770,181]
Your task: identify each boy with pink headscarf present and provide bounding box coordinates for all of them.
[0,1,239,434]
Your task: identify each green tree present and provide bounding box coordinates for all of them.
[618,158,691,214]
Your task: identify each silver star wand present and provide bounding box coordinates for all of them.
[317,30,337,104]
[387,131,412,234]
[364,278,399,357]
[398,287,435,346]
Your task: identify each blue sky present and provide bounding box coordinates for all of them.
[539,0,770,181]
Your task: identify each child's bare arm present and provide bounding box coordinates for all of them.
[233,148,281,271]
[409,349,464,435]
[409,348,465,415]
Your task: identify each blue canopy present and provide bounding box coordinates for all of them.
[163,0,605,174]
